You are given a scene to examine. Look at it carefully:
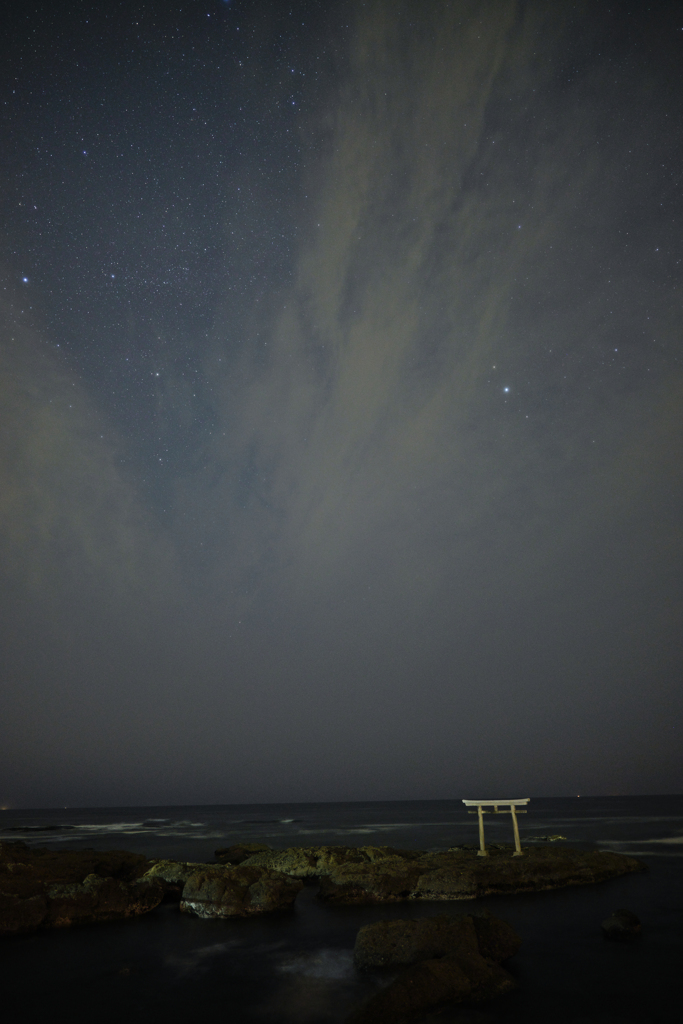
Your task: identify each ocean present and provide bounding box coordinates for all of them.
[1,796,681,1023]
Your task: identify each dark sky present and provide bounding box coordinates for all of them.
[1,0,681,809]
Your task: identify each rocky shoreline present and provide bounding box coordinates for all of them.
[0,839,645,936]
[215,842,645,904]
[0,843,164,935]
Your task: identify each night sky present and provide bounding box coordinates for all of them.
[1,0,681,809]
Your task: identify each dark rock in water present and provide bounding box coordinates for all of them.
[0,891,48,935]
[315,845,645,905]
[601,908,641,940]
[240,844,422,878]
[179,866,303,918]
[0,841,161,936]
[0,837,646,942]
[318,858,425,904]
[235,842,643,905]
[0,842,303,934]
[214,843,271,865]
[471,908,522,961]
[354,915,483,970]
[144,859,303,918]
[353,911,520,971]
[349,911,520,1022]
[143,859,208,887]
[0,841,148,894]
[238,843,643,905]
[348,955,474,1023]
[45,875,164,927]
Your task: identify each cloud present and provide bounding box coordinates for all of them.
[194,0,681,631]
[0,290,175,611]
[1,1,681,802]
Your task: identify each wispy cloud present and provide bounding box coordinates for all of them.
[1,1,681,803]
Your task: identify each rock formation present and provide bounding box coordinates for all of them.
[348,911,521,1023]
[1,837,646,937]
[226,843,645,904]
[214,842,272,864]
[601,907,642,940]
[353,911,522,970]
[0,842,302,934]
[143,859,303,918]
[0,841,163,935]
[232,844,420,878]
[44,873,164,927]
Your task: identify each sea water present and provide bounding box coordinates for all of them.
[1,796,681,1023]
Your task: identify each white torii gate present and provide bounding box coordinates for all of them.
[462,798,530,857]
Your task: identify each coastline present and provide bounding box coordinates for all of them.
[1,838,645,936]
[0,797,680,1023]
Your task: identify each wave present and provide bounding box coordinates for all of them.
[598,836,683,846]
[597,837,683,856]
[2,824,76,832]
[599,848,683,857]
[1,819,210,843]
[233,818,302,825]
[537,815,683,826]
[294,821,442,836]
[629,835,683,844]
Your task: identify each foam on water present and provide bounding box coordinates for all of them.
[166,941,241,977]
[278,949,355,981]
[597,835,683,856]
[0,818,215,843]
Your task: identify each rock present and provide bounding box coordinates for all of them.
[601,908,641,940]
[0,842,163,935]
[214,843,272,865]
[413,863,479,901]
[354,915,482,970]
[348,955,473,1024]
[240,845,420,878]
[446,947,516,1001]
[0,891,48,936]
[45,874,165,927]
[317,846,645,905]
[178,865,303,918]
[354,912,521,971]
[0,837,645,938]
[318,859,422,904]
[214,842,643,905]
[0,842,304,934]
[348,953,515,1024]
[143,859,304,917]
[363,847,424,864]
[349,912,519,1022]
[242,872,303,912]
[0,841,148,895]
[471,909,522,961]
[143,859,208,887]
